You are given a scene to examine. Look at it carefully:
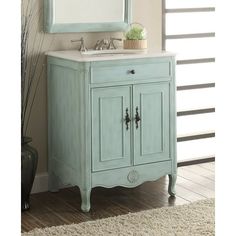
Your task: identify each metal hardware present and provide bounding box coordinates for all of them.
[93,40,101,50]
[125,108,131,130]
[107,37,122,50]
[93,39,109,50]
[135,107,141,129]
[128,69,136,75]
[93,38,122,50]
[71,37,87,52]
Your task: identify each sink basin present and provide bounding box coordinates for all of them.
[81,49,147,56]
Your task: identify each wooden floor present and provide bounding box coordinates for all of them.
[21,162,215,232]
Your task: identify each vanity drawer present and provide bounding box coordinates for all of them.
[91,60,172,84]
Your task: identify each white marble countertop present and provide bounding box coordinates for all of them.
[46,49,175,62]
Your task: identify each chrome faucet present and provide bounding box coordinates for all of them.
[93,40,102,50]
[93,38,122,50]
[93,39,109,50]
[107,38,122,50]
[71,37,87,52]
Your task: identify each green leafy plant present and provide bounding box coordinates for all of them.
[125,26,146,40]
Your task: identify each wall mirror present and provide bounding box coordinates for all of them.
[44,0,131,33]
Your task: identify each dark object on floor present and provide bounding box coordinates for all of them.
[21,137,38,211]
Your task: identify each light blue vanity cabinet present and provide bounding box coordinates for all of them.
[47,51,177,212]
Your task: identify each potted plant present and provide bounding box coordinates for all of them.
[123,23,147,49]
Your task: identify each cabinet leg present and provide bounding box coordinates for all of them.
[80,188,91,212]
[168,174,177,197]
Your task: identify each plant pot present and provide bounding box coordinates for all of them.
[123,39,147,49]
[21,137,38,211]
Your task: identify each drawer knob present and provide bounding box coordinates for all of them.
[128,69,136,75]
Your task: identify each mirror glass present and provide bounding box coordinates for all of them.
[44,0,131,33]
[55,0,125,23]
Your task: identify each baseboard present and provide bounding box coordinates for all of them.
[31,172,49,194]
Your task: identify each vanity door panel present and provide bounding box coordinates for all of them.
[133,83,170,165]
[91,86,132,172]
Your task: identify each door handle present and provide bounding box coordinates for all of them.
[125,108,131,130]
[135,107,141,129]
[128,69,136,75]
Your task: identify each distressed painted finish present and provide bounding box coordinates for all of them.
[92,161,172,188]
[47,55,177,212]
[44,0,132,33]
[91,86,132,171]
[133,83,170,165]
[91,60,171,84]
[168,174,177,196]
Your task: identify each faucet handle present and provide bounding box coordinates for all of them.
[93,40,101,50]
[71,37,87,52]
[107,37,122,50]
[102,39,109,50]
[95,39,109,50]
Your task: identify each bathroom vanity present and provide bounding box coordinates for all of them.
[47,50,177,212]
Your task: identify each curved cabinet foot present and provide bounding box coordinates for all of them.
[80,188,91,212]
[168,174,177,197]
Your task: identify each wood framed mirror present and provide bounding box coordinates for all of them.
[44,0,132,33]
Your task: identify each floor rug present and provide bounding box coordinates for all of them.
[22,198,215,236]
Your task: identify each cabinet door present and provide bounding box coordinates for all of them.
[133,83,170,165]
[92,86,132,171]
